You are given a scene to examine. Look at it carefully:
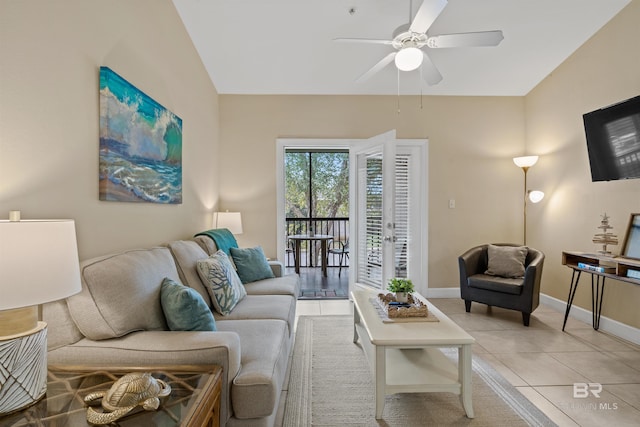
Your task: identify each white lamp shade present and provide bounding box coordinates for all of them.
[0,219,82,310]
[213,212,243,234]
[528,190,545,203]
[513,155,539,168]
[395,47,424,71]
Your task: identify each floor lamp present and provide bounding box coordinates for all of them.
[513,156,544,245]
[0,212,82,415]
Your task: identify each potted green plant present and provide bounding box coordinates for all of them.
[387,278,414,303]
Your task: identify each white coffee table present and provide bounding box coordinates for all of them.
[351,289,475,419]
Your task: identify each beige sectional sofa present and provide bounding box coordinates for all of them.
[43,235,299,427]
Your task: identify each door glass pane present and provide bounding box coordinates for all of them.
[311,152,350,231]
[358,155,383,287]
[285,152,310,219]
[285,150,350,268]
[394,153,410,278]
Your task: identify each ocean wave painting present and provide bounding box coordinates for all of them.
[99,66,182,204]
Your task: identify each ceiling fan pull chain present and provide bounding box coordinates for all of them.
[419,67,423,109]
[397,67,401,114]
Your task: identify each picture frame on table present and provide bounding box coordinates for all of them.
[621,213,640,260]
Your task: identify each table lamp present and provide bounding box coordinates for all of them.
[0,211,82,415]
[213,211,243,235]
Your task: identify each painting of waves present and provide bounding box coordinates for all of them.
[99,66,182,204]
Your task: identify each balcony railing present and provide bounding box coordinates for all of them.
[285,217,349,268]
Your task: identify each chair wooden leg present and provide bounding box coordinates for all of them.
[464,300,471,312]
[522,312,531,327]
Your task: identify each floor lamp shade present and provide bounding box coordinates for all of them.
[0,218,82,415]
[513,155,538,169]
[213,212,243,235]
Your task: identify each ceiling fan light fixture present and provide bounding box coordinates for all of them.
[394,47,423,71]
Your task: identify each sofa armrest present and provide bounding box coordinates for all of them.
[269,260,284,277]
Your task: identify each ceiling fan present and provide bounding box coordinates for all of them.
[335,0,504,86]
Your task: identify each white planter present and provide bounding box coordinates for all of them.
[395,292,409,303]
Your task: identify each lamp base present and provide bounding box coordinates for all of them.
[0,322,48,415]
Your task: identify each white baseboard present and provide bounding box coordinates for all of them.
[539,293,640,346]
[427,288,640,346]
[425,287,460,298]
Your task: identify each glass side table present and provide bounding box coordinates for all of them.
[0,365,222,427]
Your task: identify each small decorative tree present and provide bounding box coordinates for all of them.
[387,278,414,302]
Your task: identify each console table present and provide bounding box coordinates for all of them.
[561,251,640,331]
[0,365,222,426]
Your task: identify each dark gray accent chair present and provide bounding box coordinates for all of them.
[458,243,545,326]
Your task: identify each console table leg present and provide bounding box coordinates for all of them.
[591,276,606,331]
[562,270,581,331]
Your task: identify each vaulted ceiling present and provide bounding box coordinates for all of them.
[172,0,630,96]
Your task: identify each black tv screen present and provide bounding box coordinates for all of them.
[583,95,640,182]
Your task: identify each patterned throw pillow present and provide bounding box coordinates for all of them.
[196,250,247,315]
[160,278,216,331]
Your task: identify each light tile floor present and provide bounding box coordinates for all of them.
[276,298,640,427]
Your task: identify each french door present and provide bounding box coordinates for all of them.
[349,130,427,294]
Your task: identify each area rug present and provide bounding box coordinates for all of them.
[283,315,557,427]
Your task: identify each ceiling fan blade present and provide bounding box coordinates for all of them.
[356,52,396,83]
[420,51,443,86]
[426,31,504,48]
[409,0,448,34]
[333,37,394,45]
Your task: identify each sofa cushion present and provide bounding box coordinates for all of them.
[213,294,296,337]
[161,278,216,331]
[242,274,299,297]
[194,235,218,255]
[216,319,290,419]
[66,248,177,340]
[197,250,247,316]
[167,240,213,306]
[230,246,275,283]
[485,244,527,278]
[195,228,238,256]
[468,273,524,295]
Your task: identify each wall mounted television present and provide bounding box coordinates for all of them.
[583,95,640,182]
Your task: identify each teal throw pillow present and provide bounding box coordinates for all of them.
[230,246,275,284]
[196,250,247,315]
[160,278,216,331]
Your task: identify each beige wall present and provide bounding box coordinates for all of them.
[1,0,636,329]
[219,95,526,288]
[525,0,640,328]
[219,1,640,329]
[0,0,220,260]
